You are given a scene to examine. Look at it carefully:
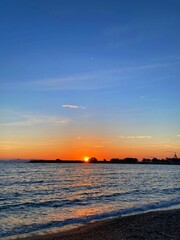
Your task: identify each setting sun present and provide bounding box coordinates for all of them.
[84,157,89,162]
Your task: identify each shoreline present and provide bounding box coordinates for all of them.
[9,208,180,240]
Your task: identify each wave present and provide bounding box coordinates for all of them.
[0,189,145,211]
[1,198,180,238]
[1,186,180,212]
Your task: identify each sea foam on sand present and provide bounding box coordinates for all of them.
[7,209,180,240]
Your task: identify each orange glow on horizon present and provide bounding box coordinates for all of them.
[0,135,178,160]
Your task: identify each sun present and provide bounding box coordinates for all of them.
[84,156,89,162]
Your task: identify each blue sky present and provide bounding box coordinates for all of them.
[0,0,180,159]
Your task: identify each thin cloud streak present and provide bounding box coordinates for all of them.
[2,58,176,93]
[62,105,86,110]
[0,114,70,127]
[109,63,167,74]
[119,136,152,139]
[28,61,173,91]
[89,145,104,148]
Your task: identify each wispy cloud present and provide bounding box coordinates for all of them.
[119,136,152,139]
[33,74,102,91]
[0,111,70,127]
[151,144,173,148]
[0,139,60,150]
[2,55,178,92]
[0,140,22,150]
[109,63,167,74]
[62,104,86,110]
[89,145,104,148]
[177,134,180,137]
[25,61,171,91]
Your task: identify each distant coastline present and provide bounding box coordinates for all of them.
[29,157,180,165]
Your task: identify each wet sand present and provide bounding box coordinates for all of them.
[18,209,180,240]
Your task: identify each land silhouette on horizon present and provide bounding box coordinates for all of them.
[29,155,180,165]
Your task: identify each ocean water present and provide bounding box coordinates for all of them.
[0,162,180,239]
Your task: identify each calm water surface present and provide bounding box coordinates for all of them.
[0,162,180,238]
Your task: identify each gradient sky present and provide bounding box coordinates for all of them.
[0,0,180,160]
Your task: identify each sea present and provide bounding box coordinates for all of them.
[0,162,180,239]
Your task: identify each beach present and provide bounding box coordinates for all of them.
[17,209,180,240]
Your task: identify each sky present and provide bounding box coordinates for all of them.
[0,0,180,160]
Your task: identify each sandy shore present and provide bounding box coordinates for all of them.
[17,209,180,240]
